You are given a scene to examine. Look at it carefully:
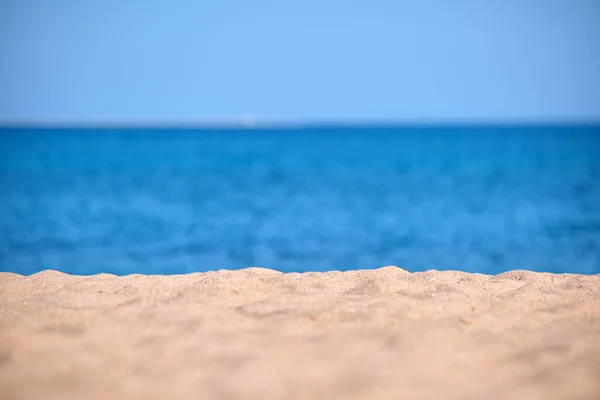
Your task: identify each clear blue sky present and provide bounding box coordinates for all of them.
[1,0,599,123]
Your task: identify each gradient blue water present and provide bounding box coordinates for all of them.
[1,126,599,275]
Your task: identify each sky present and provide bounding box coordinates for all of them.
[1,0,599,123]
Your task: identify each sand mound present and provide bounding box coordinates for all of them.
[1,267,599,399]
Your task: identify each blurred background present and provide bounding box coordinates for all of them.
[1,1,599,275]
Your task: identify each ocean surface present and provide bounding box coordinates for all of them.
[1,126,599,276]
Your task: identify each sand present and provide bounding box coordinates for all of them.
[0,267,599,400]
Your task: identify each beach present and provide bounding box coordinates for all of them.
[0,266,599,399]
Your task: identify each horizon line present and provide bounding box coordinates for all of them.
[1,117,600,129]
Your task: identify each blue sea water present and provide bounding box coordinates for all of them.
[1,126,599,276]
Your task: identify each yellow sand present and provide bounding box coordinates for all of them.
[1,267,599,400]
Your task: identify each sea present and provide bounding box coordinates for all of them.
[1,125,599,276]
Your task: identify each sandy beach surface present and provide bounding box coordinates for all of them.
[1,267,599,400]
